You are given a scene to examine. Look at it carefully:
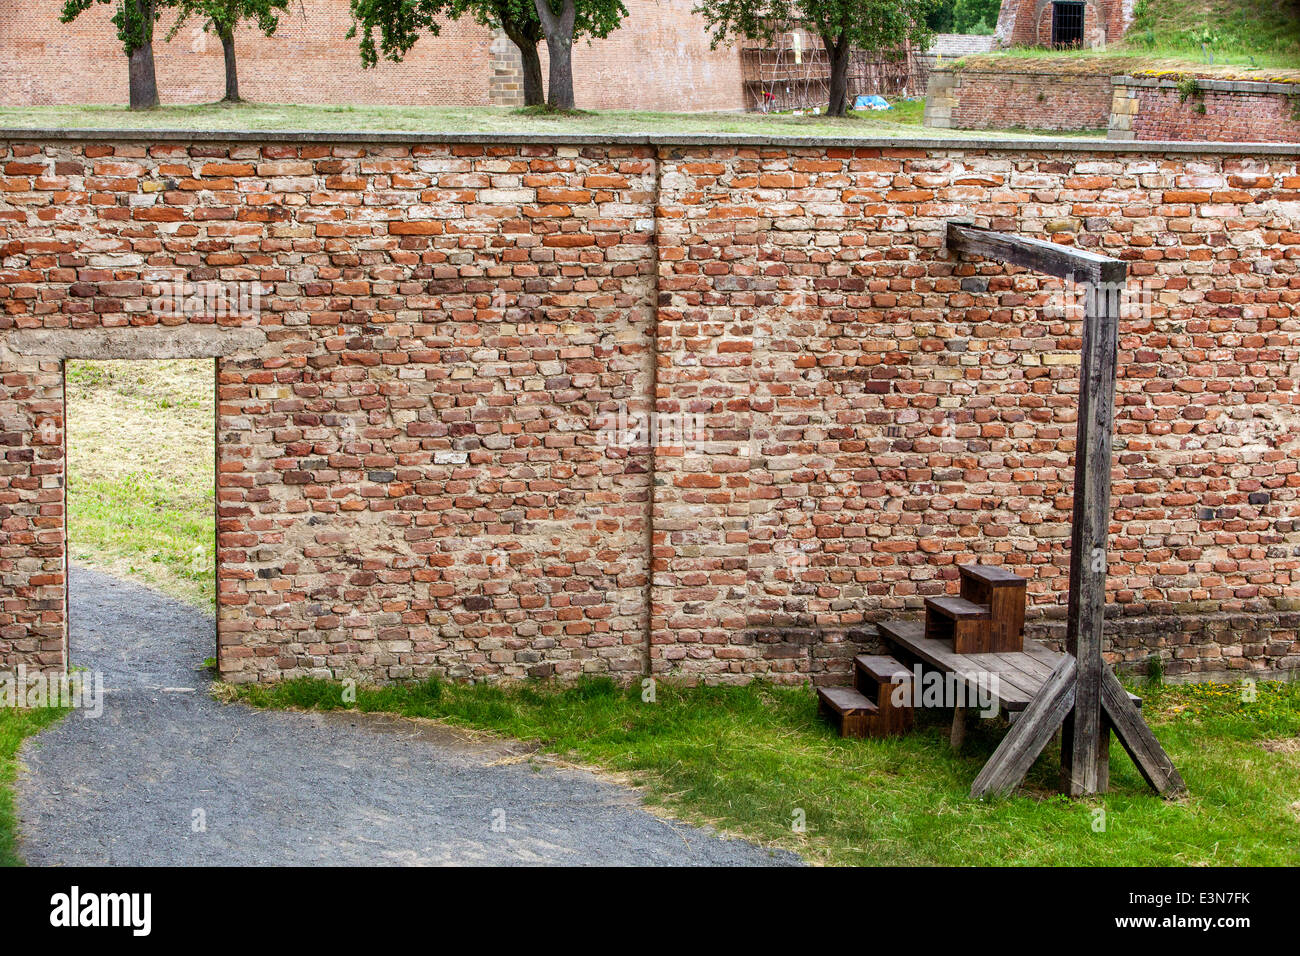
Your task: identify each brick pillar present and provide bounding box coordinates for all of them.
[0,352,67,675]
[488,30,525,108]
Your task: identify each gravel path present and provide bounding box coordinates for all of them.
[17,567,798,866]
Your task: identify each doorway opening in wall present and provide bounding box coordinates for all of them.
[1050,1,1085,48]
[64,359,218,674]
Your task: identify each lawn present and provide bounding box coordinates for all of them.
[65,359,216,612]
[0,99,1102,140]
[1125,0,1300,67]
[228,673,1300,866]
[960,0,1300,75]
[0,707,66,867]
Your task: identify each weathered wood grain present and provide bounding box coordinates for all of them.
[946,223,1128,285]
[1101,670,1187,797]
[1060,279,1123,795]
[971,656,1077,799]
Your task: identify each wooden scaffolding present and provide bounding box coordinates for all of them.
[740,30,929,112]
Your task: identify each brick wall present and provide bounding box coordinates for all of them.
[558,2,746,112]
[1111,76,1300,144]
[2,133,1298,686]
[996,0,1130,49]
[924,68,1113,131]
[0,0,744,112]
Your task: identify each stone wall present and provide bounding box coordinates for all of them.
[926,67,1300,143]
[924,68,1113,131]
[2,132,1298,687]
[1110,76,1300,144]
[0,0,745,113]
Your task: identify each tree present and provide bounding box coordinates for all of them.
[531,0,628,110]
[697,0,935,117]
[951,0,998,34]
[348,0,627,110]
[62,0,163,109]
[351,0,543,106]
[925,0,953,34]
[167,1,292,103]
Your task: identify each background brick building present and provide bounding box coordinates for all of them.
[0,0,747,111]
[995,0,1134,49]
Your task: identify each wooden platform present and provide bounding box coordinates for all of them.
[878,620,1140,714]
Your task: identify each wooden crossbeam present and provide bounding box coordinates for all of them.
[947,223,1127,285]
[949,222,1184,800]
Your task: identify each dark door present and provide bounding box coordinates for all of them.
[1051,1,1085,48]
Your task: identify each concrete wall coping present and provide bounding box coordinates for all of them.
[3,127,1300,154]
[1114,74,1300,96]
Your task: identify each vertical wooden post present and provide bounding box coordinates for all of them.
[1060,279,1123,796]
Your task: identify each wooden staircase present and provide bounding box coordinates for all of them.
[923,565,1028,654]
[817,654,915,738]
[818,563,1030,738]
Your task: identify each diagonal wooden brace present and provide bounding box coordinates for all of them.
[1102,669,1187,798]
[970,656,1076,799]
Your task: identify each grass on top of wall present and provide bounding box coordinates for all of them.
[227,673,1300,866]
[0,99,1105,140]
[959,0,1300,75]
[0,707,67,867]
[1125,0,1300,65]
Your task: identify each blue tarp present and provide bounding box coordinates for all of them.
[854,94,891,111]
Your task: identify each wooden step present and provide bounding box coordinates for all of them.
[854,654,914,736]
[958,564,1028,588]
[925,595,990,621]
[925,595,991,654]
[855,654,913,685]
[959,564,1027,652]
[818,685,878,715]
[817,685,878,738]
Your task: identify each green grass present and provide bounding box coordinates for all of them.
[973,0,1300,73]
[0,707,67,866]
[962,47,1300,77]
[228,674,1300,866]
[1126,0,1300,64]
[66,360,215,611]
[0,99,1097,140]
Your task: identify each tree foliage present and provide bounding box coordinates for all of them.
[62,0,160,55]
[62,0,163,108]
[169,0,290,37]
[952,0,999,34]
[696,0,935,116]
[348,0,627,109]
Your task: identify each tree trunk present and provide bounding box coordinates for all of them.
[545,34,575,108]
[220,26,240,103]
[823,32,851,117]
[503,25,545,107]
[534,0,577,109]
[128,42,160,110]
[125,0,159,110]
[518,39,545,107]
